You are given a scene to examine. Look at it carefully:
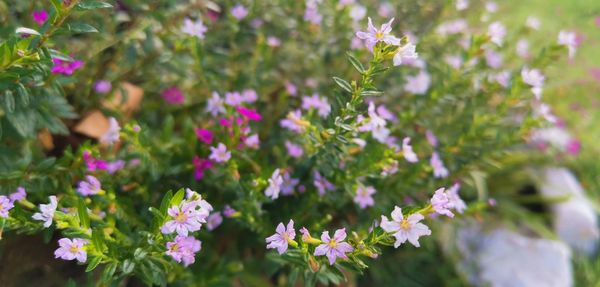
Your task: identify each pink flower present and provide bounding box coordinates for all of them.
[100,117,120,145]
[558,30,578,59]
[265,169,284,200]
[236,107,262,121]
[447,183,467,214]
[354,185,376,209]
[313,171,335,195]
[314,228,354,265]
[393,43,418,66]
[55,238,88,263]
[381,206,431,247]
[431,188,454,218]
[280,110,307,133]
[206,92,226,116]
[521,68,545,100]
[281,171,299,196]
[488,21,506,46]
[166,235,202,266]
[231,4,249,20]
[241,89,258,103]
[181,18,207,39]
[161,87,185,104]
[402,137,418,163]
[209,143,231,163]
[285,141,304,158]
[225,91,243,106]
[301,93,331,118]
[426,130,438,147]
[32,10,49,25]
[266,220,296,254]
[161,200,211,236]
[244,134,260,149]
[267,36,281,47]
[430,152,449,178]
[32,196,57,228]
[77,175,102,196]
[285,81,297,96]
[0,195,14,218]
[51,58,83,75]
[404,70,431,95]
[195,128,214,144]
[83,151,108,171]
[206,212,223,231]
[192,156,214,180]
[94,80,111,94]
[9,187,27,202]
[355,17,400,52]
[304,0,322,25]
[566,139,581,155]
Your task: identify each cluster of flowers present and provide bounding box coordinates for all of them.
[266,184,466,265]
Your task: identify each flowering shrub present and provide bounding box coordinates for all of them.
[0,0,590,286]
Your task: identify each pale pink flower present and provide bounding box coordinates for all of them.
[381,206,431,247]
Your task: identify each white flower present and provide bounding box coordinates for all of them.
[209,143,231,163]
[404,70,431,95]
[558,30,577,59]
[181,18,207,40]
[381,206,431,247]
[32,196,58,228]
[488,22,506,46]
[100,117,120,145]
[521,67,545,100]
[402,137,418,163]
[526,16,541,30]
[393,43,418,66]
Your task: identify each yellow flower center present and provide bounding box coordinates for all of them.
[375,31,384,40]
[328,240,337,248]
[69,245,80,253]
[175,212,187,222]
[171,244,179,251]
[400,219,411,230]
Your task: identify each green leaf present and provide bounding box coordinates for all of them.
[15,27,41,36]
[77,198,90,229]
[6,109,35,137]
[85,256,102,272]
[15,83,29,107]
[101,262,117,282]
[91,228,105,252]
[159,190,173,214]
[64,23,99,33]
[170,188,185,206]
[77,0,113,9]
[48,49,74,62]
[346,53,365,74]
[3,90,15,113]
[332,77,352,93]
[121,259,135,274]
[359,90,384,97]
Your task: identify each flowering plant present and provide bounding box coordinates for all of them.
[0,0,594,286]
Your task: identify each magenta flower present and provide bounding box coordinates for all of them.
[206,212,223,231]
[161,201,210,236]
[9,187,27,202]
[313,171,335,195]
[264,169,283,200]
[431,187,454,218]
[51,58,83,75]
[430,152,449,178]
[237,107,262,121]
[195,128,214,144]
[266,219,296,254]
[32,10,49,25]
[447,183,467,214]
[314,228,354,265]
[166,235,202,266]
[355,17,400,52]
[181,18,207,40]
[354,185,376,209]
[77,175,102,196]
[55,238,88,263]
[100,117,120,145]
[402,137,418,163]
[83,151,109,171]
[381,206,431,247]
[231,4,249,20]
[32,196,57,228]
[94,80,112,94]
[567,139,582,155]
[285,141,304,158]
[161,86,185,104]
[0,195,14,218]
[209,143,231,163]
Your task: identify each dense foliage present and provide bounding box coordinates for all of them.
[0,0,593,286]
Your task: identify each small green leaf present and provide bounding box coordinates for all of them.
[159,190,173,214]
[77,198,90,229]
[64,23,99,33]
[102,262,117,282]
[121,259,135,274]
[346,53,365,73]
[332,77,352,93]
[4,90,15,113]
[77,0,113,9]
[170,188,185,206]
[15,27,41,36]
[15,83,29,107]
[359,90,384,97]
[48,49,74,62]
[85,256,102,272]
